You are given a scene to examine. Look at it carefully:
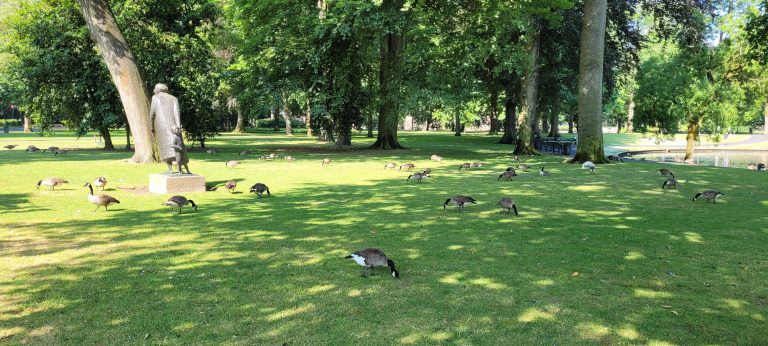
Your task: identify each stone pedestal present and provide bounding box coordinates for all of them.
[149,173,206,194]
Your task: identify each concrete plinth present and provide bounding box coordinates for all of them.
[149,173,206,194]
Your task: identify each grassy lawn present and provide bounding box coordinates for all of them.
[1,130,766,345]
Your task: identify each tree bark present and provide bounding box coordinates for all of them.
[488,90,500,135]
[572,0,608,163]
[76,0,156,163]
[230,97,245,133]
[23,113,31,133]
[281,89,293,136]
[684,117,700,162]
[549,93,560,137]
[498,81,518,144]
[305,97,313,137]
[370,0,404,149]
[270,104,279,132]
[627,100,634,133]
[454,111,462,136]
[513,18,541,155]
[763,102,768,135]
[568,113,574,133]
[125,122,131,149]
[99,127,114,150]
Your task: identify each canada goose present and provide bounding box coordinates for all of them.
[226,160,240,168]
[518,164,530,172]
[539,166,550,176]
[44,146,59,153]
[225,180,236,193]
[345,248,399,278]
[36,178,68,190]
[662,178,678,189]
[422,168,432,176]
[581,161,596,173]
[322,158,332,166]
[384,162,397,170]
[513,155,520,163]
[26,145,40,153]
[471,162,485,168]
[692,190,724,203]
[3,144,17,150]
[206,149,217,154]
[249,183,271,197]
[747,163,757,170]
[607,155,624,162]
[93,177,107,190]
[443,195,477,212]
[163,195,197,213]
[285,156,296,161]
[407,172,427,182]
[84,183,120,211]
[498,171,517,181]
[430,154,443,162]
[54,150,67,156]
[497,197,518,215]
[758,163,766,171]
[400,163,415,171]
[268,153,278,159]
[659,168,674,178]
[506,167,516,172]
[459,162,472,170]
[239,150,250,156]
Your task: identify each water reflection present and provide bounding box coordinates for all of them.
[629,151,768,169]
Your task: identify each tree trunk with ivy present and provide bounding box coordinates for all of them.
[76,0,157,163]
[572,0,608,163]
[513,18,541,156]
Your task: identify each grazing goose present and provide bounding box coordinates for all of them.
[268,153,278,160]
[607,155,624,162]
[384,162,397,170]
[497,197,519,215]
[506,167,516,172]
[659,168,674,178]
[322,158,332,166]
[513,155,520,163]
[93,177,108,191]
[44,146,59,153]
[539,166,550,176]
[758,163,766,171]
[225,180,237,193]
[206,149,217,154]
[518,164,530,172]
[3,144,17,150]
[54,150,67,156]
[285,156,296,161]
[239,150,250,156]
[400,163,415,171]
[662,178,678,189]
[430,154,443,162]
[84,183,120,211]
[471,162,485,168]
[163,195,198,213]
[459,162,472,170]
[692,190,724,203]
[443,195,477,212]
[36,178,68,190]
[581,161,596,173]
[345,248,399,278]
[498,171,517,181]
[407,172,427,182]
[26,145,41,153]
[249,183,271,198]
[421,168,432,176]
[747,163,757,170]
[226,160,240,168]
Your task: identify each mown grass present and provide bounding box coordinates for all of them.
[1,130,767,345]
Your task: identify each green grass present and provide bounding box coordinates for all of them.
[1,130,767,345]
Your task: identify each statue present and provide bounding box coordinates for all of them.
[149,83,191,174]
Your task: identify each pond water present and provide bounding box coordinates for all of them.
[628,151,768,169]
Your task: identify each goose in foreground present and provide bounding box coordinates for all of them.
[430,154,444,162]
[249,183,271,197]
[506,167,516,172]
[581,161,596,173]
[345,248,399,278]
[659,168,674,178]
[407,172,427,182]
[459,162,472,170]
[84,183,120,211]
[443,195,477,212]
[384,162,397,170]
[539,166,550,176]
[421,168,432,176]
[163,195,198,213]
[497,197,518,215]
[36,178,68,190]
[498,171,517,181]
[758,163,766,171]
[26,145,40,153]
[662,178,678,189]
[93,177,108,191]
[322,158,332,166]
[400,163,415,171]
[226,160,240,168]
[692,190,724,203]
[225,180,237,193]
[3,144,17,150]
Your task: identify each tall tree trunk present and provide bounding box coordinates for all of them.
[549,94,560,137]
[626,100,634,133]
[573,0,608,163]
[513,18,541,155]
[498,81,518,144]
[76,0,156,163]
[488,90,500,135]
[231,97,245,133]
[270,104,279,132]
[454,111,462,136]
[281,89,293,136]
[125,122,131,149]
[23,113,31,133]
[540,110,548,136]
[317,0,327,19]
[305,97,313,137]
[684,117,700,162]
[370,0,404,149]
[426,110,432,131]
[568,113,574,133]
[99,127,114,150]
[367,111,374,137]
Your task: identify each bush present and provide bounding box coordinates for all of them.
[1,119,22,126]
[255,118,305,129]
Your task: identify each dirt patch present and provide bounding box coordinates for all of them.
[118,186,151,195]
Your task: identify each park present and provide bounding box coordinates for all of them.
[1,0,768,345]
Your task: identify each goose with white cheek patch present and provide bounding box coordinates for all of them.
[692,190,724,203]
[345,248,399,278]
[84,183,120,211]
[443,195,477,212]
[249,183,271,198]
[163,195,198,213]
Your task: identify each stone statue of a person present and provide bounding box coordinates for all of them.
[149,83,191,174]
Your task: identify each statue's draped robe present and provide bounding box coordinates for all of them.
[149,92,182,162]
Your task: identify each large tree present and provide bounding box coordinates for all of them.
[371,0,406,149]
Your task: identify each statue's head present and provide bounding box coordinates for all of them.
[153,83,169,95]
